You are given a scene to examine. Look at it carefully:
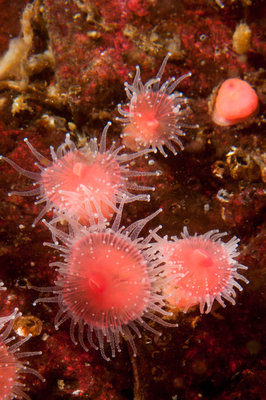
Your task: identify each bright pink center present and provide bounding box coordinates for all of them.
[63,232,151,328]
[72,162,87,177]
[41,150,121,220]
[124,92,175,144]
[191,249,214,269]
[163,238,231,307]
[88,273,106,293]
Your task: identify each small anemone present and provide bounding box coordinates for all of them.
[117,53,196,157]
[0,308,44,400]
[152,226,249,314]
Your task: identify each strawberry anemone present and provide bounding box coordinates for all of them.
[154,227,249,313]
[1,123,159,226]
[117,53,194,157]
[33,202,176,361]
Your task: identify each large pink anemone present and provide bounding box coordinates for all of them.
[33,202,176,361]
[1,123,159,226]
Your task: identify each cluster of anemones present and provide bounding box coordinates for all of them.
[1,55,249,381]
[2,118,178,362]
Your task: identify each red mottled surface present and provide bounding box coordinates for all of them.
[0,0,30,53]
[0,0,265,399]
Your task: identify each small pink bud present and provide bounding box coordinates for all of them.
[212,78,259,126]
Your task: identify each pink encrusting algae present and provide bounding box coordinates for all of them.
[1,122,159,226]
[117,53,193,157]
[33,202,176,361]
[0,308,44,400]
[154,227,249,314]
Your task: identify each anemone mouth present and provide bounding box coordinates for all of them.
[0,343,17,398]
